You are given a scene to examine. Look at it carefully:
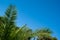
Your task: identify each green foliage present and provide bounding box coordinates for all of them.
[0,5,57,40]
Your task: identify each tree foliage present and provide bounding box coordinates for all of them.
[0,5,57,40]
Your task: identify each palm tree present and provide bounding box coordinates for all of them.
[35,28,53,40]
[0,5,33,40]
[0,5,22,40]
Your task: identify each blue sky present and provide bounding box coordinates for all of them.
[0,0,60,40]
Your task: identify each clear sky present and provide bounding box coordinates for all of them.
[0,0,60,40]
